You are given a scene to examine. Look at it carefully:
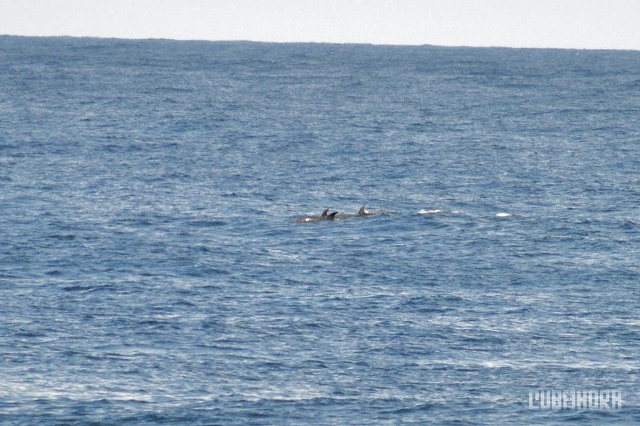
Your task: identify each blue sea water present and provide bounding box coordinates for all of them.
[1,36,639,424]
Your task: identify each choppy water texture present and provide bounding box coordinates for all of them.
[1,36,639,424]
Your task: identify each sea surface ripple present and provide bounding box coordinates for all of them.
[1,36,639,424]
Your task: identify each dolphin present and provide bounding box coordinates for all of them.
[356,205,379,216]
[336,205,382,220]
[293,209,338,223]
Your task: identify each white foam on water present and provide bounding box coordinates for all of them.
[418,209,446,215]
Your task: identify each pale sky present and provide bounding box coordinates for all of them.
[1,0,639,50]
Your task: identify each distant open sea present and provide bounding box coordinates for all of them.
[1,36,639,424]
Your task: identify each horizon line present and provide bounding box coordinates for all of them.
[2,34,639,52]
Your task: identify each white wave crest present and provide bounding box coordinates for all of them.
[418,209,446,215]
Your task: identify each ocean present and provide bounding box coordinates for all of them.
[1,36,639,424]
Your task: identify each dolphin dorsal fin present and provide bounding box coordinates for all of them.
[327,212,338,219]
[358,205,366,216]
[321,208,329,217]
